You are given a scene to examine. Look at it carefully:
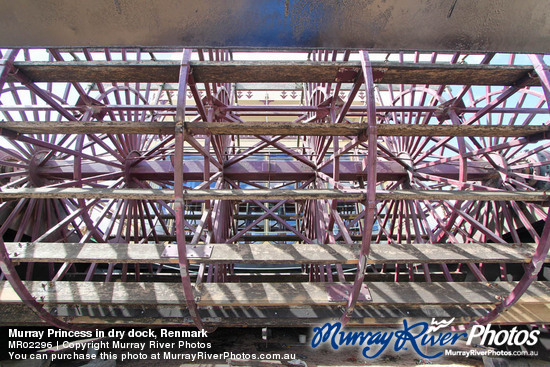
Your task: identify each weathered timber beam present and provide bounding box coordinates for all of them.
[2,303,548,327]
[376,190,549,202]
[0,281,548,306]
[5,242,541,265]
[0,188,547,201]
[6,61,539,86]
[186,122,550,138]
[1,303,547,326]
[2,121,549,138]
[376,124,550,138]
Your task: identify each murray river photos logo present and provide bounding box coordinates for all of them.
[311,318,540,359]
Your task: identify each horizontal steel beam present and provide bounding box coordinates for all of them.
[36,160,494,182]
[0,188,547,201]
[1,104,546,116]
[7,61,539,86]
[0,1,548,52]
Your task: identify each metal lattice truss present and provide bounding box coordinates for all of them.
[0,48,549,329]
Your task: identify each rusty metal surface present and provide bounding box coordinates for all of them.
[0,0,549,52]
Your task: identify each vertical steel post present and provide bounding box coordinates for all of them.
[342,51,378,324]
[0,49,19,92]
[174,49,213,332]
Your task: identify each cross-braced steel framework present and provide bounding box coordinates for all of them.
[0,48,549,329]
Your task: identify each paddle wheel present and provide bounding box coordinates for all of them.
[0,47,548,329]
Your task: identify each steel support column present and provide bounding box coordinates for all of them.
[174,49,213,332]
[343,51,378,323]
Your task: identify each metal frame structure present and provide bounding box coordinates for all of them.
[0,47,549,330]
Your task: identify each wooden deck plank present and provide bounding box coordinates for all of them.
[0,281,548,307]
[4,303,549,327]
[7,61,538,86]
[4,242,540,265]
[2,121,548,138]
[0,188,547,202]
[495,303,550,325]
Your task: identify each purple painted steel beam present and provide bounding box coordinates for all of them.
[184,133,223,171]
[466,74,535,126]
[529,55,550,103]
[472,208,550,326]
[256,135,317,169]
[0,53,103,329]
[469,54,550,326]
[48,49,91,102]
[342,51,378,324]
[227,200,288,243]
[174,49,212,332]
[0,193,92,330]
[226,177,314,243]
[82,48,117,121]
[435,109,469,242]
[327,136,340,239]
[0,237,97,330]
[188,74,208,121]
[451,53,495,108]
[0,131,124,169]
[35,158,495,185]
[2,104,548,115]
[318,137,363,170]
[0,49,19,93]
[10,70,77,122]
